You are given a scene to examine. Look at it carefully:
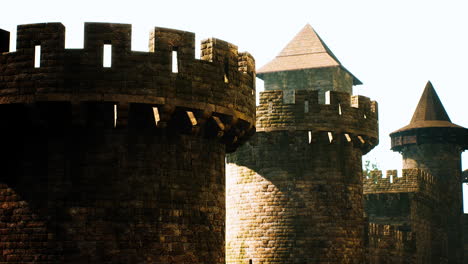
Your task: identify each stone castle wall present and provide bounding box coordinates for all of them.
[364,169,448,264]
[366,223,416,264]
[260,67,354,103]
[226,89,378,263]
[0,22,256,263]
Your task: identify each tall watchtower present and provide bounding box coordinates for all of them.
[226,25,378,263]
[390,81,468,264]
[0,22,255,263]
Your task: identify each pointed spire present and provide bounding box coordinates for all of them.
[392,81,465,133]
[390,81,468,151]
[276,24,339,60]
[410,81,451,123]
[257,24,361,85]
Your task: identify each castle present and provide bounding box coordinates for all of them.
[226,25,468,264]
[0,22,466,264]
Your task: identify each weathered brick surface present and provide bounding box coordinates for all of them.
[366,223,415,264]
[364,169,438,198]
[227,88,378,263]
[402,144,464,263]
[260,67,354,103]
[0,23,256,129]
[0,22,256,263]
[364,169,447,264]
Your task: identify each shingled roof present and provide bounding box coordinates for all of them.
[257,24,362,85]
[393,81,465,132]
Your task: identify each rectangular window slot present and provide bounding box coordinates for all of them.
[172,49,178,73]
[304,100,309,113]
[344,133,352,142]
[308,131,312,144]
[390,175,394,183]
[325,91,331,105]
[212,116,225,131]
[224,60,229,83]
[153,107,160,126]
[358,135,365,144]
[103,44,112,68]
[364,114,367,119]
[113,104,117,128]
[338,104,342,115]
[186,111,197,126]
[34,45,41,68]
[328,132,333,143]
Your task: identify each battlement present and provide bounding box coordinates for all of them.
[368,223,414,244]
[0,23,256,151]
[367,223,415,254]
[364,169,438,199]
[256,89,378,153]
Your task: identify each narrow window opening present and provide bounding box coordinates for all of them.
[113,104,117,128]
[34,45,41,68]
[358,135,365,144]
[390,175,394,183]
[186,111,197,126]
[328,132,333,143]
[325,91,331,105]
[224,60,229,83]
[103,44,112,67]
[344,133,352,142]
[338,104,342,115]
[268,101,273,114]
[304,100,309,113]
[172,48,178,73]
[308,131,312,144]
[364,114,367,119]
[153,107,160,126]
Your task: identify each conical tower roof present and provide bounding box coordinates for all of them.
[394,81,464,132]
[257,24,361,85]
[390,81,468,151]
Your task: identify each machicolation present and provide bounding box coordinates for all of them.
[0,22,256,149]
[256,89,378,153]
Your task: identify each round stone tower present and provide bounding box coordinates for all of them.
[390,81,468,264]
[226,24,378,264]
[0,23,255,263]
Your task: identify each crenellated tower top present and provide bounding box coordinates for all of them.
[0,22,256,151]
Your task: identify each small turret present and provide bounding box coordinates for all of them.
[391,81,468,150]
[257,24,361,103]
[390,81,468,264]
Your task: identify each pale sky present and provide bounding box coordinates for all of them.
[1,0,467,209]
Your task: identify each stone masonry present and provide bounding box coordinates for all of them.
[364,82,468,264]
[0,22,255,263]
[226,24,378,264]
[1,21,467,264]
